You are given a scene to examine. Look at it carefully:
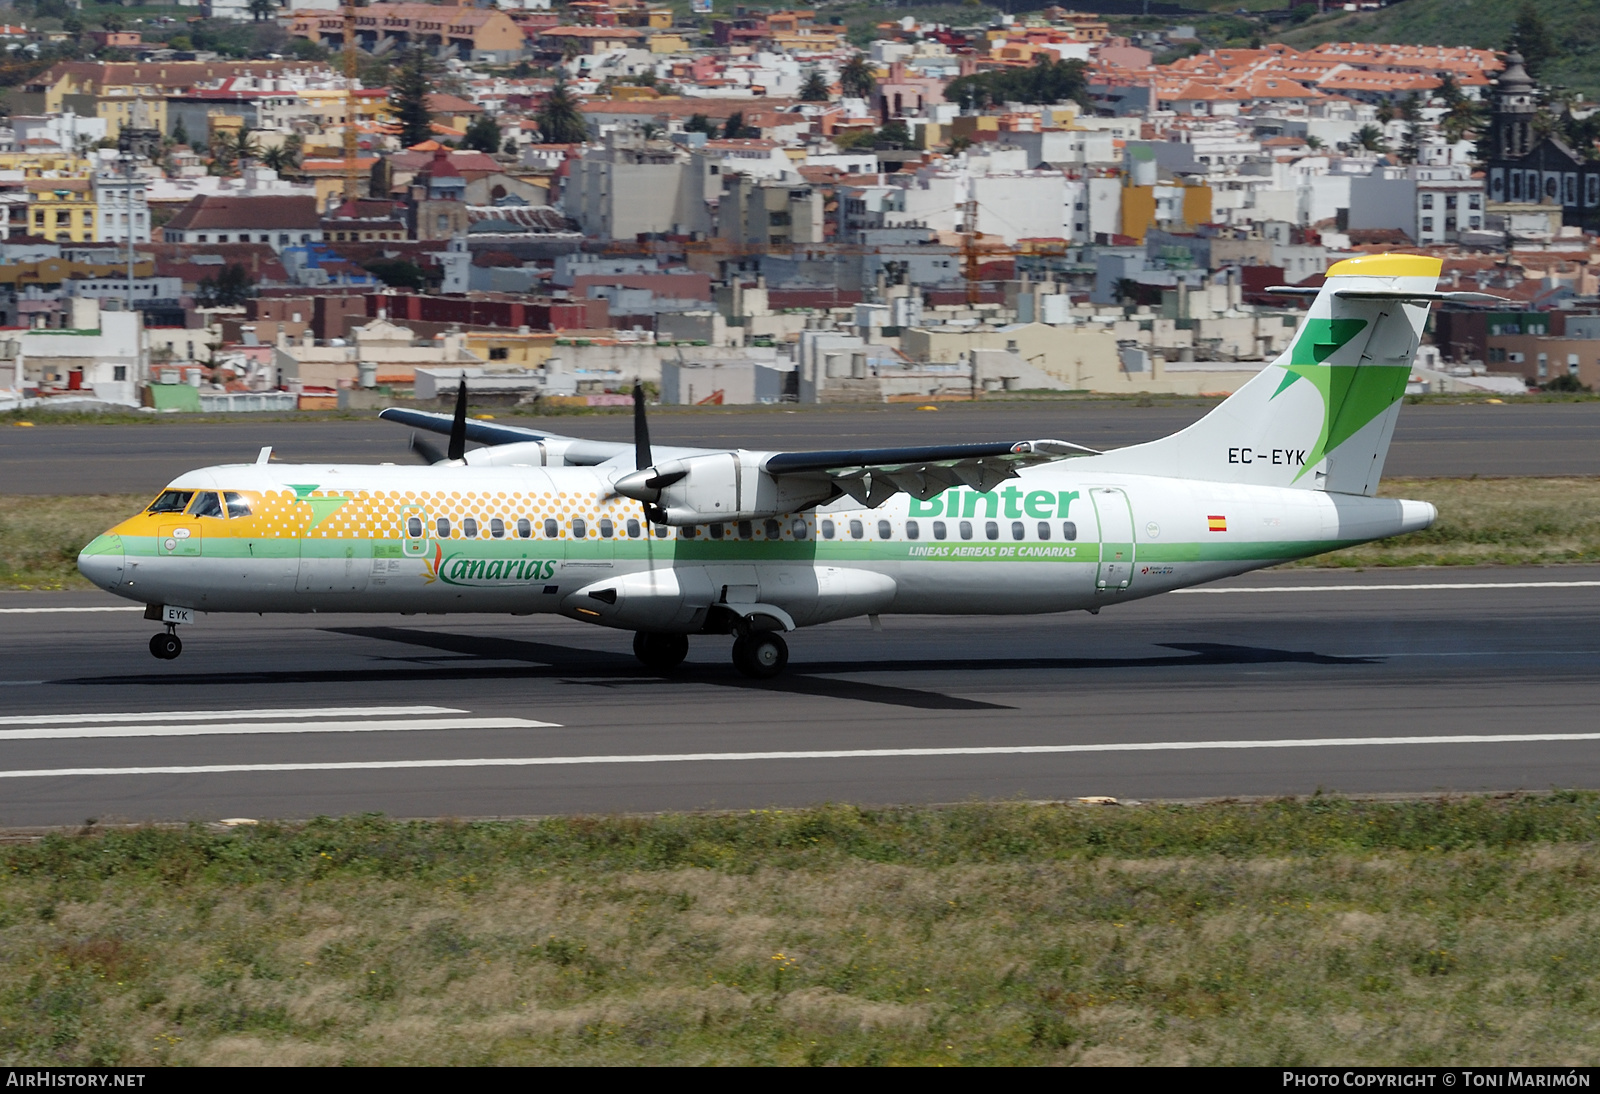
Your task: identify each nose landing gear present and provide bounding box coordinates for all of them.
[149,628,182,660]
[633,631,689,672]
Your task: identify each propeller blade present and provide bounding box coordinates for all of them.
[632,381,651,471]
[447,379,468,463]
[409,432,445,465]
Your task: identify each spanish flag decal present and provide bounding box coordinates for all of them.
[1207,515,1227,533]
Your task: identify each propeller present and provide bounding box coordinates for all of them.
[447,378,468,462]
[404,379,470,466]
[630,382,668,526]
[408,432,445,465]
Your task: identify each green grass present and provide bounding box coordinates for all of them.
[1299,477,1600,568]
[4,478,1598,590]
[6,795,1600,1065]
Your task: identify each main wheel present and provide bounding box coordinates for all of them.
[149,632,181,660]
[732,633,787,679]
[633,631,688,672]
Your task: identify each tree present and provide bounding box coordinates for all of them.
[877,119,911,149]
[533,79,588,144]
[722,110,755,139]
[839,53,875,100]
[248,0,276,22]
[944,56,1089,110]
[1437,73,1464,108]
[1376,101,1396,125]
[683,112,719,138]
[1305,135,1324,151]
[100,12,125,32]
[1510,1,1557,79]
[503,137,519,156]
[1441,99,1487,146]
[799,69,830,102]
[172,118,190,147]
[1397,93,1426,164]
[260,137,300,173]
[196,264,255,307]
[389,47,436,149]
[1356,124,1387,153]
[363,259,428,290]
[463,113,502,154]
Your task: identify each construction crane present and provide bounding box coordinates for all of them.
[342,0,361,202]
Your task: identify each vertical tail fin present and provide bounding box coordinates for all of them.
[1088,253,1440,497]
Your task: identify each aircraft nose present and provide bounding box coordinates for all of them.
[77,534,125,591]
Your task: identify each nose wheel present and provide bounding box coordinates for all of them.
[149,629,182,660]
[732,633,787,679]
[633,631,688,672]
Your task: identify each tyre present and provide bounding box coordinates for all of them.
[633,631,688,672]
[732,633,787,679]
[149,632,181,660]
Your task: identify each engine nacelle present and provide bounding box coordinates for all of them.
[613,451,833,526]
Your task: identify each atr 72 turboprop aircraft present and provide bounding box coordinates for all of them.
[78,254,1495,678]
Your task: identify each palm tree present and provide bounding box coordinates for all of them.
[1305,135,1324,151]
[1356,124,1387,153]
[840,54,875,100]
[799,69,830,102]
[534,79,588,144]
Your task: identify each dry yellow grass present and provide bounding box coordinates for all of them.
[5,800,1600,1065]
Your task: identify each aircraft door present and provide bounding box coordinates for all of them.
[295,493,369,594]
[1091,487,1135,592]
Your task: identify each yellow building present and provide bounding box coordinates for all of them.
[0,152,89,177]
[1120,182,1213,243]
[85,93,166,142]
[463,331,557,370]
[648,33,691,54]
[27,179,96,243]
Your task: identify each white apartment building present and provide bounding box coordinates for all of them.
[92,169,151,244]
[1349,163,1485,245]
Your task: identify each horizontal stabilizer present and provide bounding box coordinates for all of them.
[1332,290,1508,304]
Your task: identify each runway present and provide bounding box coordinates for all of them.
[4,401,1598,494]
[2,565,1598,826]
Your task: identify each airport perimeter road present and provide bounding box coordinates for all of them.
[2,565,1599,827]
[3,401,1597,495]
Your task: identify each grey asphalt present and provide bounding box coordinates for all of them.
[2,564,1598,827]
[3,401,1597,495]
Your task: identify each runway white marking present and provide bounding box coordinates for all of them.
[0,706,466,727]
[1176,580,1600,594]
[0,716,554,742]
[0,606,143,614]
[2,731,1596,779]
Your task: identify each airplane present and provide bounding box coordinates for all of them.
[78,253,1496,678]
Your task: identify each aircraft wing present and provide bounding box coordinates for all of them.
[377,406,632,465]
[761,439,1099,506]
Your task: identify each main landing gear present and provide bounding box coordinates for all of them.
[149,627,182,660]
[630,630,790,679]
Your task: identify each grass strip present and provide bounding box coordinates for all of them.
[3,479,1597,590]
[5,794,1600,1065]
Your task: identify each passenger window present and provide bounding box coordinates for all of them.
[764,518,781,539]
[708,523,724,540]
[544,518,558,538]
[437,517,451,538]
[849,519,864,540]
[599,518,614,538]
[906,520,920,540]
[406,516,423,538]
[681,525,697,539]
[959,520,973,540]
[933,521,947,541]
[1063,521,1077,541]
[517,518,531,539]
[737,520,753,540]
[147,490,194,514]
[463,517,479,538]
[791,518,808,539]
[877,520,892,539]
[490,518,505,539]
[986,521,999,541]
[654,524,669,538]
[571,518,587,538]
[224,492,252,518]
[188,492,224,519]
[627,519,641,538]
[821,519,835,539]
[1038,521,1051,540]
[1012,521,1025,541]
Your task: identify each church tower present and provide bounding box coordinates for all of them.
[1492,51,1537,160]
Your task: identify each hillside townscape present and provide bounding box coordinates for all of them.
[0,0,1596,411]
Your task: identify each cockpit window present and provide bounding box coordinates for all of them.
[224,492,252,518]
[148,490,194,514]
[188,492,224,519]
